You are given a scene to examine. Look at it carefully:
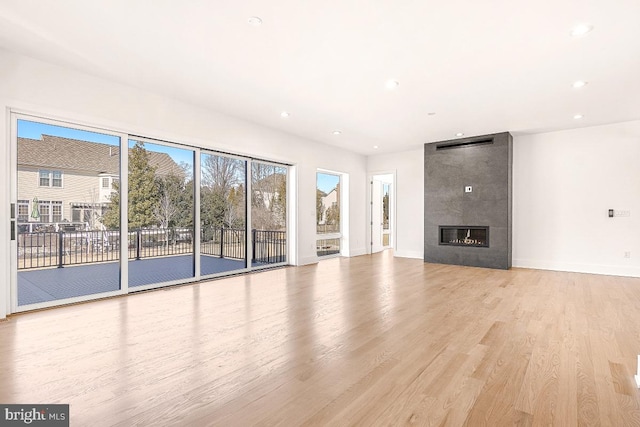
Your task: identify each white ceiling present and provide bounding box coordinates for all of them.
[1,1,639,155]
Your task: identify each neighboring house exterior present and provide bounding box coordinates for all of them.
[251,172,286,230]
[17,135,180,230]
[318,187,338,225]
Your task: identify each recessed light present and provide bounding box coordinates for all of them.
[373,145,379,149]
[332,130,342,135]
[455,132,464,137]
[280,111,290,118]
[572,80,588,88]
[573,114,584,119]
[385,79,399,90]
[571,24,593,37]
[248,16,262,26]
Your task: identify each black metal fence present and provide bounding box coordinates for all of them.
[253,229,287,264]
[201,227,246,260]
[17,227,286,269]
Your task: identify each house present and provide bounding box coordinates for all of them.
[318,186,338,224]
[0,2,639,425]
[17,135,181,230]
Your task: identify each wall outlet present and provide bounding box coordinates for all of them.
[465,186,472,193]
[624,251,631,259]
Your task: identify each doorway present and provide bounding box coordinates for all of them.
[369,173,394,254]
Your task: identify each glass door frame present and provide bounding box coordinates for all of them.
[125,135,200,292]
[199,148,251,279]
[10,111,130,313]
[9,112,292,313]
[250,158,290,271]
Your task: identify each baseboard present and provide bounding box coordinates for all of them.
[394,250,424,259]
[347,247,368,257]
[512,259,640,278]
[297,256,319,266]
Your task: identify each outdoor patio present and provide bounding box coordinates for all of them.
[17,254,254,306]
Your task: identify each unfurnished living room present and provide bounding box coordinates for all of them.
[1,1,639,426]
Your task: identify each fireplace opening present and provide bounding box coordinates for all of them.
[439,226,489,247]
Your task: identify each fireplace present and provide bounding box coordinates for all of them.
[439,226,489,247]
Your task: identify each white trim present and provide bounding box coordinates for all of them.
[287,164,298,266]
[316,169,346,257]
[298,256,320,265]
[7,110,17,318]
[194,148,201,280]
[119,129,128,295]
[394,249,423,259]
[512,258,640,278]
[200,267,251,281]
[126,273,199,293]
[349,247,368,257]
[13,289,127,313]
[367,170,397,255]
[246,159,253,270]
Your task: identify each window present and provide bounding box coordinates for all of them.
[102,177,110,188]
[17,200,29,222]
[38,170,62,187]
[316,171,341,256]
[38,200,50,222]
[52,171,62,187]
[39,170,49,187]
[37,200,63,222]
[52,201,63,222]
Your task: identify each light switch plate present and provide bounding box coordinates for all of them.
[465,186,472,193]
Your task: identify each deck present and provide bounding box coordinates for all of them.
[18,255,252,306]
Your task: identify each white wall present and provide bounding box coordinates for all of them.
[368,122,640,279]
[0,49,368,318]
[368,148,424,259]
[513,120,640,277]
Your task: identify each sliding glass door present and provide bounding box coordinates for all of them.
[127,139,195,289]
[200,152,248,276]
[251,162,288,266]
[12,114,290,312]
[15,118,123,307]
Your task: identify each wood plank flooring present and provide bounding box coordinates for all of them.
[1,251,640,426]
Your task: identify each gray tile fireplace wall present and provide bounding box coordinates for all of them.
[424,132,512,269]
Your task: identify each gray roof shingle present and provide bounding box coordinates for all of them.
[18,135,182,176]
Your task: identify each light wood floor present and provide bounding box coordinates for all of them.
[2,251,640,426]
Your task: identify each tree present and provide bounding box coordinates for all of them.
[251,163,286,230]
[102,181,120,230]
[127,142,159,229]
[316,189,326,227]
[326,204,340,228]
[154,173,193,228]
[200,154,246,231]
[104,141,159,230]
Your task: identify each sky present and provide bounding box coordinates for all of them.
[18,119,194,166]
[317,172,339,194]
[18,119,326,186]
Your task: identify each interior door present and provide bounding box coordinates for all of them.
[370,178,384,253]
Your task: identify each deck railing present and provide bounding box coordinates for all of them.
[17,227,286,270]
